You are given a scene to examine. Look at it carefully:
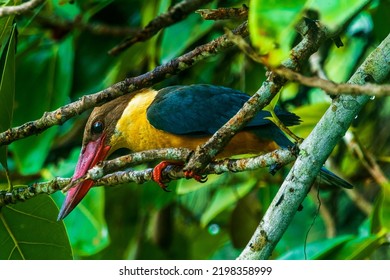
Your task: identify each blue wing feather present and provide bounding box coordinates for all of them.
[147,84,300,137]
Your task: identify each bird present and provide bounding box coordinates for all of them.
[57,84,352,220]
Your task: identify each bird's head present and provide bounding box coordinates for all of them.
[57,95,130,220]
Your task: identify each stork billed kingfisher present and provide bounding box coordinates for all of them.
[57,84,352,220]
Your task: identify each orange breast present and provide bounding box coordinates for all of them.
[220,131,278,157]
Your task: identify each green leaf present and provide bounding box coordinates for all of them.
[358,218,372,237]
[71,32,120,98]
[371,0,390,41]
[230,194,261,248]
[370,184,390,233]
[306,0,371,34]
[264,92,281,125]
[47,148,109,257]
[249,0,306,65]
[370,191,383,234]
[249,0,370,65]
[160,12,213,63]
[312,235,356,260]
[0,195,72,260]
[290,103,329,138]
[177,173,222,195]
[0,10,14,57]
[264,91,280,112]
[173,212,230,260]
[326,234,385,260]
[141,180,177,210]
[53,0,81,20]
[191,227,229,260]
[52,188,109,257]
[379,185,390,231]
[200,177,257,227]
[324,13,372,83]
[11,35,74,174]
[0,22,16,170]
[275,195,328,257]
[278,235,354,260]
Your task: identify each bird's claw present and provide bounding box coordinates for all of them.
[152,161,208,191]
[152,161,173,191]
[184,170,208,183]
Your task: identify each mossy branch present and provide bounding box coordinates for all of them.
[0,147,295,207]
[0,0,45,17]
[0,21,249,146]
[237,33,390,260]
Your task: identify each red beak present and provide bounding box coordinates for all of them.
[57,134,110,220]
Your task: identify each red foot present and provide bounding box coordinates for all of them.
[152,161,179,191]
[183,170,208,183]
[152,161,208,191]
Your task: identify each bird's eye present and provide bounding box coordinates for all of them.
[91,121,104,134]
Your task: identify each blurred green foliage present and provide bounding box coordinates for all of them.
[0,18,15,173]
[0,0,389,260]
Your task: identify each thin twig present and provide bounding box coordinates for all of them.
[347,131,389,187]
[274,67,390,97]
[0,0,45,17]
[36,13,138,37]
[344,188,372,216]
[108,0,214,55]
[340,130,384,216]
[226,27,390,97]
[0,21,248,147]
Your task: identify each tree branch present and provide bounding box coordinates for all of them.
[108,0,214,55]
[225,26,390,97]
[0,147,295,207]
[196,5,248,20]
[237,34,390,260]
[0,21,248,147]
[347,131,389,187]
[35,13,138,37]
[0,0,45,17]
[274,67,390,97]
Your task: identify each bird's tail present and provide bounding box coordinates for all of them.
[318,167,353,189]
[255,125,353,189]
